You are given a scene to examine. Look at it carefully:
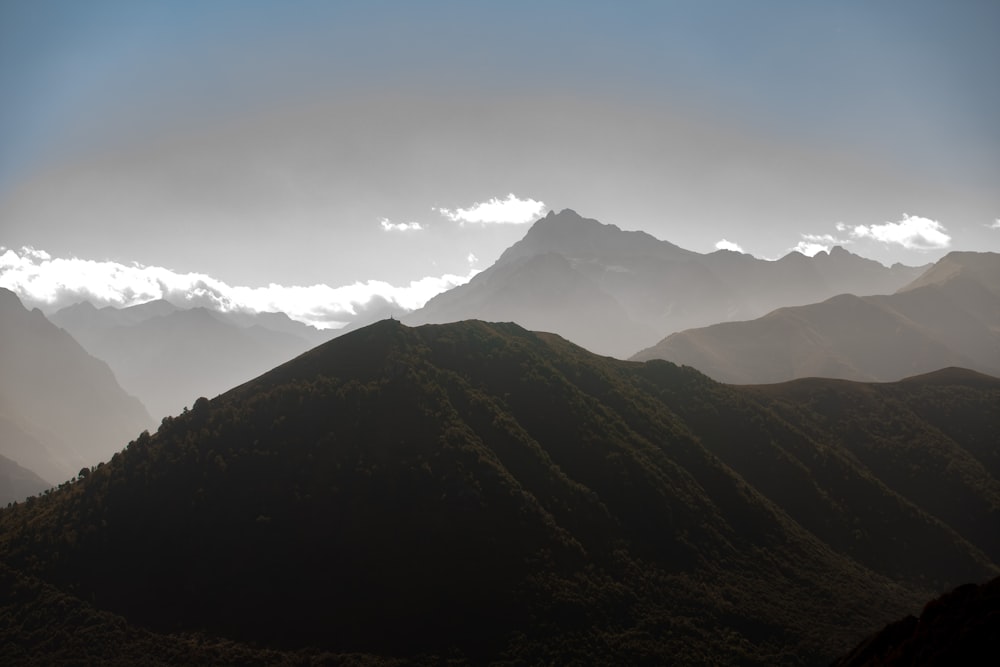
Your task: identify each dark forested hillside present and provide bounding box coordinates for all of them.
[1,320,997,664]
[832,575,1000,666]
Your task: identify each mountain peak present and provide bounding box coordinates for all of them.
[899,251,1000,294]
[552,207,580,218]
[0,287,23,309]
[529,207,601,232]
[496,209,688,268]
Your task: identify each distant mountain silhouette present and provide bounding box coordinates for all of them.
[51,300,331,421]
[834,575,1000,666]
[0,453,50,506]
[408,209,927,357]
[633,251,1000,382]
[0,289,152,489]
[2,319,997,664]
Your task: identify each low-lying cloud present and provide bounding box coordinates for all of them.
[789,233,850,257]
[837,214,950,250]
[714,239,744,253]
[789,213,951,258]
[436,193,546,225]
[0,246,476,329]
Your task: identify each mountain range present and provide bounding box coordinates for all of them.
[1,319,996,664]
[407,209,928,357]
[0,288,152,494]
[50,299,331,421]
[634,251,1000,383]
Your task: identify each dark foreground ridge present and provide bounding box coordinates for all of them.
[833,575,1000,666]
[1,319,998,665]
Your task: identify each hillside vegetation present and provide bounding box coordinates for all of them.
[1,320,997,664]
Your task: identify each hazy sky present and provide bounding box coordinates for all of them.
[2,0,999,326]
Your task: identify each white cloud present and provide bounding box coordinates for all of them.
[845,213,950,250]
[379,217,424,232]
[436,193,546,225]
[789,241,831,257]
[714,239,744,253]
[988,219,1000,230]
[0,246,476,329]
[788,233,850,256]
[466,252,479,265]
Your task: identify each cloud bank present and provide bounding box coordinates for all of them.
[837,214,950,250]
[789,213,952,258]
[436,193,546,225]
[0,247,476,329]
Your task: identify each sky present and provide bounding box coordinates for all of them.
[1,0,999,327]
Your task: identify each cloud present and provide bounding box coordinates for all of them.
[436,193,546,225]
[0,246,476,329]
[842,214,950,250]
[714,239,744,253]
[788,233,850,257]
[789,241,831,257]
[989,219,1000,230]
[379,217,424,232]
[466,252,479,265]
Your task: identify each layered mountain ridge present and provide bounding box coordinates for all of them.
[408,209,927,357]
[2,319,997,664]
[50,298,332,421]
[634,251,1000,383]
[0,288,152,492]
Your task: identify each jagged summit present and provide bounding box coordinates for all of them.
[499,208,688,265]
[408,210,926,357]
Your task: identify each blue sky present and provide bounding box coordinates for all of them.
[1,0,998,323]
